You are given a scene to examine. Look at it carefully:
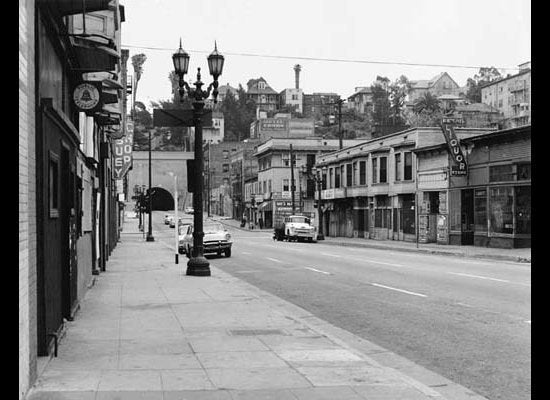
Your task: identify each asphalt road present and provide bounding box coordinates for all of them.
[149,212,531,400]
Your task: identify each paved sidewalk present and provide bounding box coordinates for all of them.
[27,217,488,400]
[213,216,531,264]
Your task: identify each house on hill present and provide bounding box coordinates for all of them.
[408,72,462,103]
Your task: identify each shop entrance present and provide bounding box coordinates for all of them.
[461,189,474,245]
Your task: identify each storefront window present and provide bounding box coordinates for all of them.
[515,186,531,234]
[489,164,514,182]
[474,189,487,232]
[489,187,513,234]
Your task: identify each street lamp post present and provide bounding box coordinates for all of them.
[146,129,155,242]
[301,165,326,240]
[172,39,224,277]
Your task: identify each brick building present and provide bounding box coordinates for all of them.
[19,1,127,398]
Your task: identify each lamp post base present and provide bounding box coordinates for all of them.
[186,256,211,276]
[146,234,155,242]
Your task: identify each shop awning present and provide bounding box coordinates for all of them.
[102,87,120,104]
[70,36,119,72]
[95,111,120,126]
[259,201,273,211]
[39,0,112,16]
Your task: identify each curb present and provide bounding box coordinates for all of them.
[321,240,531,264]
[217,219,530,264]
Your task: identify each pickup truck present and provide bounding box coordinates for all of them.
[273,215,317,242]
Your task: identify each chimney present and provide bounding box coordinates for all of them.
[294,64,301,89]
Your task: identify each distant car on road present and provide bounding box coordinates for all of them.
[180,221,232,257]
[164,213,173,225]
[168,216,176,228]
[184,207,194,214]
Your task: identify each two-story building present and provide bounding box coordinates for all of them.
[347,86,373,115]
[407,72,462,104]
[246,77,279,113]
[315,126,495,242]
[253,138,366,229]
[414,125,531,248]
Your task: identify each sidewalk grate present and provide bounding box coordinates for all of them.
[229,329,285,336]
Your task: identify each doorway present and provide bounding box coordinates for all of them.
[461,189,474,245]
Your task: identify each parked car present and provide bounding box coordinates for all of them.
[180,221,232,257]
[168,216,176,228]
[164,213,173,225]
[178,224,193,255]
[184,207,194,215]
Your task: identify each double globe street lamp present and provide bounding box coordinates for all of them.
[172,39,224,276]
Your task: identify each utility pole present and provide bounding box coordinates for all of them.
[290,144,295,214]
[336,99,344,150]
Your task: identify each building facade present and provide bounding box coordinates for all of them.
[303,92,341,121]
[254,138,366,229]
[246,77,279,113]
[347,87,373,115]
[315,127,497,243]
[279,88,303,114]
[481,63,531,128]
[19,1,127,398]
[408,72,462,103]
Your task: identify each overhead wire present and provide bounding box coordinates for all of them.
[121,44,520,72]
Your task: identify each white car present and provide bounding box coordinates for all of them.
[184,207,194,214]
[179,221,232,257]
[178,224,193,255]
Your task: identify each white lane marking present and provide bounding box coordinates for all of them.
[363,259,407,267]
[241,251,252,255]
[305,267,331,275]
[448,272,511,283]
[321,253,342,258]
[371,283,427,298]
[266,257,283,263]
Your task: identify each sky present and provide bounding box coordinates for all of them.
[121,0,531,110]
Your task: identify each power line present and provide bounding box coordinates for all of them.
[122,44,520,71]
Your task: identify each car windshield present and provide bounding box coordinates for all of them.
[203,223,224,233]
[179,224,191,234]
[290,216,309,224]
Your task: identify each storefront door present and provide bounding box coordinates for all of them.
[461,189,474,245]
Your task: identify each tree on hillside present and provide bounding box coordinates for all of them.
[465,66,502,103]
[413,92,441,114]
[388,75,411,125]
[220,85,256,142]
[371,76,392,126]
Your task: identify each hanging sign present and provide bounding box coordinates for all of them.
[441,117,467,176]
[73,82,102,114]
[113,135,133,179]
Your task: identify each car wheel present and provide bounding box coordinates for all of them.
[178,248,184,255]
[225,248,231,257]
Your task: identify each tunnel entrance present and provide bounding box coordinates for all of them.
[150,187,174,211]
